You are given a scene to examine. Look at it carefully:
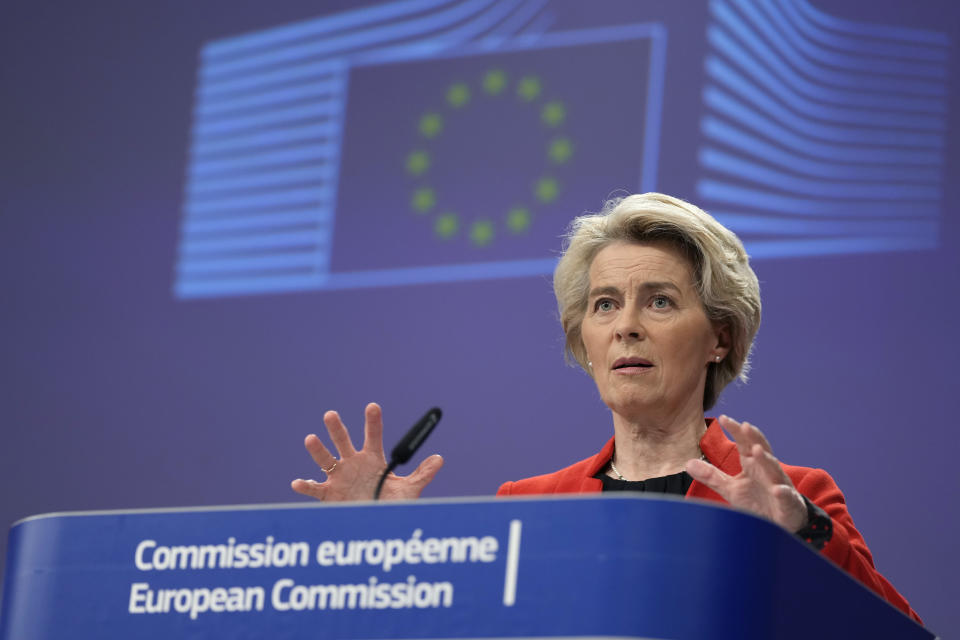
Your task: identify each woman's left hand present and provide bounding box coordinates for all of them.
[685,415,808,532]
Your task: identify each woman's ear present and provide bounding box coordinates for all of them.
[710,323,732,363]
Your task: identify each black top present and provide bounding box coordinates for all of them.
[594,469,693,495]
[594,468,833,550]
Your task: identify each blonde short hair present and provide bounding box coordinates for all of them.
[554,193,761,410]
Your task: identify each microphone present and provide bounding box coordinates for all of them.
[374,407,442,500]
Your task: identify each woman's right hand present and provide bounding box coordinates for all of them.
[291,402,444,502]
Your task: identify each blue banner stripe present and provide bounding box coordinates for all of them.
[179,229,331,255]
[176,274,329,297]
[641,24,667,192]
[485,0,549,41]
[774,0,947,61]
[740,0,947,79]
[202,0,457,60]
[710,34,944,129]
[380,0,529,55]
[697,180,939,218]
[194,101,341,138]
[196,78,346,119]
[706,58,944,143]
[188,166,335,196]
[182,209,331,235]
[752,0,947,80]
[200,0,498,80]
[198,60,346,100]
[186,187,334,216]
[191,123,340,158]
[708,26,945,114]
[745,235,937,259]
[349,0,534,67]
[704,88,943,164]
[189,144,339,177]
[791,0,949,45]
[324,258,557,290]
[710,1,946,96]
[699,148,939,201]
[174,258,561,297]
[519,7,554,37]
[177,252,327,276]
[357,21,664,65]
[201,257,558,288]
[701,118,941,182]
[713,212,938,237]
[699,0,947,259]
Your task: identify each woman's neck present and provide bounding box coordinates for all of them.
[609,411,706,481]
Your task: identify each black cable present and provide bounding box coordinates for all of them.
[372,407,442,500]
[373,461,398,501]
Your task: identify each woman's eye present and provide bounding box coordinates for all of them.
[595,299,615,312]
[652,295,671,309]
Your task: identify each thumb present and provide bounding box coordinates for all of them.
[773,484,808,532]
[406,454,444,494]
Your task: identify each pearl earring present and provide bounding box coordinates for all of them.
[715,355,721,362]
[588,361,593,367]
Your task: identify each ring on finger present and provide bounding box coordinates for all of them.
[322,461,338,474]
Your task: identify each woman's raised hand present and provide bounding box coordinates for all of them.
[685,415,807,532]
[291,403,444,502]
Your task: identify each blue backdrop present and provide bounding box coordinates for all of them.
[2,0,958,635]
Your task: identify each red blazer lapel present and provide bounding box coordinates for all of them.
[686,418,741,504]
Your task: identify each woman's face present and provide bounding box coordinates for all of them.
[580,241,728,422]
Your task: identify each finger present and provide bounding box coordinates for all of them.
[721,416,770,457]
[405,454,444,494]
[741,421,773,454]
[364,403,386,458]
[718,415,751,457]
[304,434,338,470]
[324,410,357,456]
[751,444,792,486]
[739,444,776,485]
[685,458,734,501]
[291,478,325,501]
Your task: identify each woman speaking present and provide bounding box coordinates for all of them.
[291,193,920,623]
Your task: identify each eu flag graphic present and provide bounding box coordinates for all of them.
[173,0,666,299]
[174,0,948,299]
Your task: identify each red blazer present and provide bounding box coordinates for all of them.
[497,419,921,624]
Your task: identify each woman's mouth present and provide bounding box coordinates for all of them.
[612,357,654,371]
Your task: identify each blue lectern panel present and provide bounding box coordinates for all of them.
[1,496,931,639]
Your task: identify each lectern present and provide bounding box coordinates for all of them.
[1,495,931,639]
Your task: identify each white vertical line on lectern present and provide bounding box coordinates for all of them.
[502,519,522,606]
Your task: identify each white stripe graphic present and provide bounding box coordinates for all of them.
[502,519,522,606]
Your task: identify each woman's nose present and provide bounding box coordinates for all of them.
[614,312,644,341]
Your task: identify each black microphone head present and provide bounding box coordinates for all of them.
[389,407,442,465]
